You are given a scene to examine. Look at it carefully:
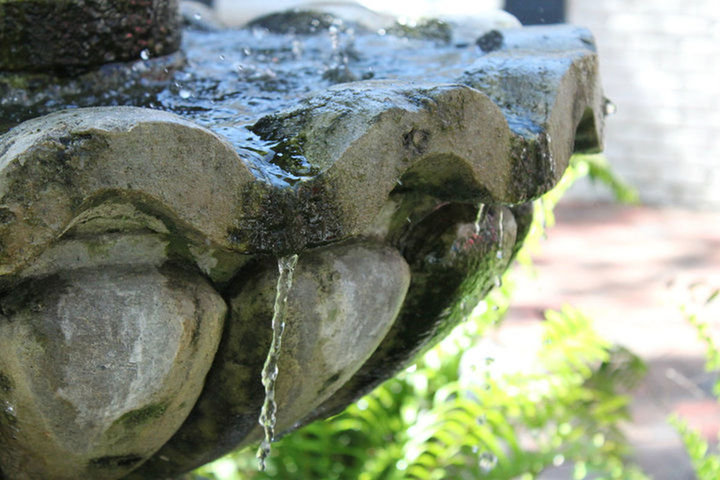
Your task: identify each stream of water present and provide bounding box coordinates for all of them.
[257,253,300,470]
[494,208,504,287]
[496,208,504,260]
[474,203,487,235]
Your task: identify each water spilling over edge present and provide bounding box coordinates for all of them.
[257,253,299,470]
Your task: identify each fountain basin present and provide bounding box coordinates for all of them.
[0,5,606,479]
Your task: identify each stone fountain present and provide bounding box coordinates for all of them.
[0,2,605,479]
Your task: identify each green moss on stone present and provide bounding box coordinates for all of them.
[0,373,12,393]
[88,454,144,470]
[246,10,339,35]
[114,403,168,429]
[389,19,453,43]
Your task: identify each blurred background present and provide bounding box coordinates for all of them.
[187,1,720,478]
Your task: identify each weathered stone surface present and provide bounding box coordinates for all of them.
[0,0,181,72]
[458,26,605,199]
[247,10,344,35]
[0,25,604,264]
[0,52,186,136]
[131,242,410,477]
[0,262,226,480]
[307,202,532,423]
[0,107,254,277]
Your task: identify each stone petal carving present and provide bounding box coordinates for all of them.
[0,265,226,480]
[134,242,410,476]
[0,107,254,277]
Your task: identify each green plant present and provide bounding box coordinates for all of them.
[193,302,647,480]
[191,154,645,480]
[669,288,720,480]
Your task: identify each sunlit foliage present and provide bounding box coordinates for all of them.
[669,288,720,480]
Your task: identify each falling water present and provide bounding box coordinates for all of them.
[474,203,487,234]
[494,208,504,287]
[495,208,504,260]
[539,196,549,239]
[256,253,300,471]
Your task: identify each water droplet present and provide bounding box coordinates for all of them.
[603,98,617,116]
[494,275,502,288]
[257,254,300,471]
[178,89,192,99]
[140,49,150,61]
[478,452,498,473]
[193,13,202,21]
[218,54,226,61]
[291,40,303,58]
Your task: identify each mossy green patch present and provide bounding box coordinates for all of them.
[114,403,167,429]
[0,401,17,426]
[0,372,12,393]
[88,454,144,470]
[318,372,342,395]
[389,18,453,43]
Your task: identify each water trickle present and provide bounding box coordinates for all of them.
[474,203,486,234]
[256,253,300,471]
[478,452,498,473]
[603,97,617,116]
[495,208,504,260]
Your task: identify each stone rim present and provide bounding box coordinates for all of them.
[0,27,605,277]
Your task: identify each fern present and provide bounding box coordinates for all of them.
[670,290,720,480]
[195,304,647,480]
